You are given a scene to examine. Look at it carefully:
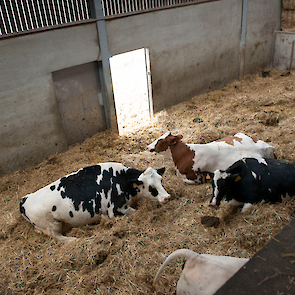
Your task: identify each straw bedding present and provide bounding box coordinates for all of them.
[1,68,295,294]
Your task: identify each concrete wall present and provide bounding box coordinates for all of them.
[0,23,100,175]
[105,0,281,112]
[244,0,282,75]
[0,0,282,176]
[106,0,242,111]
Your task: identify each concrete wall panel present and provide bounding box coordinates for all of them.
[0,23,99,175]
[244,0,281,75]
[106,0,243,111]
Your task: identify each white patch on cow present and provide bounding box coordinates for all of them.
[257,158,268,165]
[241,203,253,212]
[211,170,230,204]
[147,131,171,151]
[117,206,136,215]
[251,171,257,179]
[138,167,170,203]
[224,199,244,207]
[106,190,115,218]
[175,168,196,184]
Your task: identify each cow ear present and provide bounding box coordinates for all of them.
[170,135,183,145]
[129,180,143,187]
[157,167,166,176]
[205,172,214,180]
[231,173,242,182]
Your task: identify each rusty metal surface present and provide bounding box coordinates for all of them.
[53,62,107,145]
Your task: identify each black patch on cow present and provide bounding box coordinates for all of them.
[19,197,28,216]
[212,158,295,206]
[149,185,158,197]
[19,196,33,224]
[50,185,55,191]
[69,211,73,218]
[52,205,57,211]
[56,164,143,218]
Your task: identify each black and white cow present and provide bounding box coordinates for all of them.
[20,162,170,242]
[209,158,295,212]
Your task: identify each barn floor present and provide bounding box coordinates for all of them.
[0,68,295,294]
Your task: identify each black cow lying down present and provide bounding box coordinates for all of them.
[209,158,295,212]
[20,162,170,242]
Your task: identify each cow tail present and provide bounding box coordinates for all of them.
[153,249,196,286]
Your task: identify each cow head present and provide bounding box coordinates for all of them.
[209,170,241,207]
[147,132,183,153]
[132,167,170,204]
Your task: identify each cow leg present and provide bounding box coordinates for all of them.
[37,212,77,242]
[116,205,136,216]
[47,220,77,242]
[241,203,252,213]
[224,199,244,207]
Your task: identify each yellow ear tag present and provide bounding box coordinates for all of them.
[133,183,138,187]
[234,175,241,182]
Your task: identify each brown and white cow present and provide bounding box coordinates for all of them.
[154,249,249,295]
[147,132,275,184]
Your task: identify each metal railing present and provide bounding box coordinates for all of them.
[101,0,203,16]
[0,0,212,36]
[0,0,91,36]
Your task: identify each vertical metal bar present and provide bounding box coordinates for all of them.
[70,0,76,21]
[110,0,114,15]
[3,0,13,33]
[62,0,68,23]
[26,0,34,29]
[75,0,81,20]
[15,0,24,31]
[144,48,154,120]
[41,0,48,26]
[56,0,63,23]
[0,4,8,34]
[135,0,138,11]
[92,0,117,132]
[46,0,53,25]
[20,0,29,30]
[84,0,89,18]
[52,0,59,24]
[35,0,44,27]
[239,0,247,79]
[79,0,86,19]
[31,0,40,28]
[66,0,71,22]
[9,1,19,32]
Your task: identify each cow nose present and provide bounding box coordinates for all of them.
[162,196,170,204]
[210,202,217,207]
[149,148,155,152]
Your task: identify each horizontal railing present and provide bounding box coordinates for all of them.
[0,0,214,36]
[101,0,208,16]
[0,0,91,36]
